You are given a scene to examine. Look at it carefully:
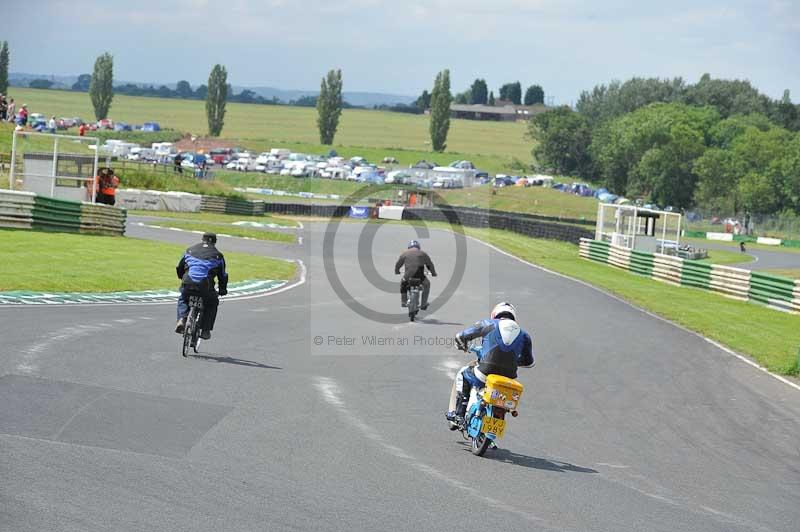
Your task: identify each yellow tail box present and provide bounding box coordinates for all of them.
[481,374,524,410]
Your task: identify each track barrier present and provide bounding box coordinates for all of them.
[580,238,800,313]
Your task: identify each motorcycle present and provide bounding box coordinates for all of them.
[407,278,422,321]
[457,343,525,456]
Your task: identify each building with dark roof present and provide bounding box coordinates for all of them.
[450,103,547,121]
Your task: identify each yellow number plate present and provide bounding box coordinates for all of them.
[481,416,506,438]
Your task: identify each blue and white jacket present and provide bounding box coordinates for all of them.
[458,318,534,379]
[176,242,228,291]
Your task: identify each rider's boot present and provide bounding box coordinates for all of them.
[200,330,211,340]
[445,393,468,429]
[175,318,185,334]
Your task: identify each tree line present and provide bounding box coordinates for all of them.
[450,80,544,106]
[528,75,800,218]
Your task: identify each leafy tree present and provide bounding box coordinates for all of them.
[89,52,114,120]
[294,95,318,107]
[499,82,522,104]
[0,41,8,95]
[72,74,91,91]
[708,113,772,148]
[524,84,544,105]
[156,85,173,98]
[194,84,208,99]
[206,64,228,136]
[738,172,779,214]
[453,89,471,104]
[528,106,592,178]
[770,89,800,131]
[29,79,54,89]
[776,135,800,212]
[317,69,343,145]
[684,75,769,118]
[429,69,451,152]
[577,77,686,126]
[470,79,488,104]
[176,80,193,98]
[415,89,431,111]
[590,103,719,207]
[693,148,741,213]
[488,91,495,106]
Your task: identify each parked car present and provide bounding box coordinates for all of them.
[493,176,515,188]
[209,148,233,165]
[141,122,161,132]
[382,156,398,164]
[97,118,114,130]
[449,160,475,170]
[412,160,436,169]
[114,122,133,132]
[385,170,413,184]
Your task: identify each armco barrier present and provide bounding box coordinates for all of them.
[402,207,594,243]
[0,191,125,236]
[260,202,594,243]
[580,238,799,313]
[0,190,35,229]
[80,202,127,236]
[201,196,265,216]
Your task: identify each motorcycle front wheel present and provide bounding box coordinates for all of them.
[471,432,492,456]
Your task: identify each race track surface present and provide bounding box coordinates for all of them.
[2,221,799,532]
[701,241,800,271]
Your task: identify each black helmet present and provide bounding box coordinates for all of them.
[202,232,217,244]
[408,240,420,249]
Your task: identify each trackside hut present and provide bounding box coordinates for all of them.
[450,103,547,122]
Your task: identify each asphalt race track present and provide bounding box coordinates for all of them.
[701,241,800,271]
[2,220,799,532]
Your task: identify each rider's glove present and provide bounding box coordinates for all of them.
[219,289,228,296]
[455,334,467,352]
[431,272,437,277]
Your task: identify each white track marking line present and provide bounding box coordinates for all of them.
[313,376,547,526]
[466,234,800,394]
[1,261,306,309]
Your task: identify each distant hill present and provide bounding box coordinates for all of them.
[9,73,415,107]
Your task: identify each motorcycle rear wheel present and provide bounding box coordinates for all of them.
[471,432,492,456]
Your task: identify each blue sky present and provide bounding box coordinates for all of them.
[7,0,800,103]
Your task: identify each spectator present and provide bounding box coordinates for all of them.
[739,241,746,253]
[78,122,86,136]
[48,116,57,134]
[6,98,15,122]
[173,153,184,174]
[0,95,6,121]
[17,104,28,127]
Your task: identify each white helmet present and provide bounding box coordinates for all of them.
[491,301,517,321]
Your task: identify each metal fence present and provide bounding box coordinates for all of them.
[684,211,800,241]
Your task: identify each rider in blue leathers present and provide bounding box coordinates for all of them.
[446,302,534,428]
[174,232,228,340]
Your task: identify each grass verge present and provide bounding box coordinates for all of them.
[129,209,298,227]
[762,268,800,280]
[142,219,297,243]
[0,229,296,292]
[697,249,755,266]
[463,228,799,375]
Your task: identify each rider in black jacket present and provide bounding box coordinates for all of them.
[395,240,437,309]
[175,232,228,339]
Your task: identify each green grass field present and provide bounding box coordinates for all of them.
[0,229,296,292]
[439,184,600,219]
[130,210,297,226]
[8,87,532,167]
